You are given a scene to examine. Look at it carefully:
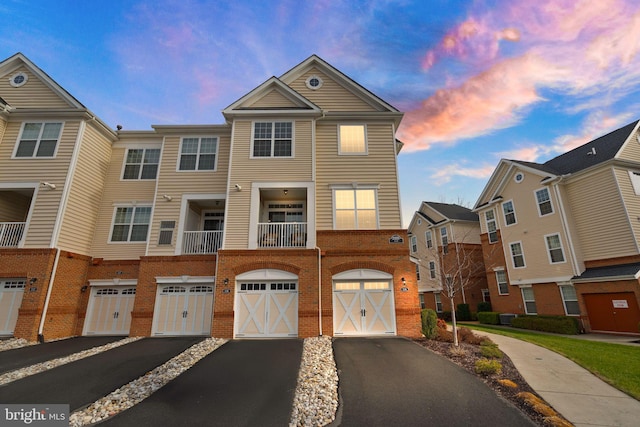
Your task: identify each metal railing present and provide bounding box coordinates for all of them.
[0,222,25,247]
[182,230,223,254]
[258,222,307,248]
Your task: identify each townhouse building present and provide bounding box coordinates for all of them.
[408,202,488,315]
[475,121,640,334]
[0,53,420,341]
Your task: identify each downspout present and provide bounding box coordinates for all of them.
[317,246,323,336]
[38,248,60,343]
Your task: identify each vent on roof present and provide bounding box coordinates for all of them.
[587,147,596,156]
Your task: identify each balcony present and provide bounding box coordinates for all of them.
[0,222,25,247]
[182,230,223,254]
[258,222,307,248]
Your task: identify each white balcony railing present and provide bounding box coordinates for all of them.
[0,222,25,247]
[258,222,307,248]
[182,230,223,254]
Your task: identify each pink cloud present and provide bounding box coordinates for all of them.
[430,163,496,185]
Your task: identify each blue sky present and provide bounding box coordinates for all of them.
[2,0,640,226]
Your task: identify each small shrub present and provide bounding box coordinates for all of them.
[436,318,448,330]
[458,327,485,345]
[477,311,501,325]
[456,304,471,321]
[511,315,579,334]
[480,341,503,358]
[438,311,452,322]
[477,301,492,312]
[421,309,438,339]
[475,358,502,375]
[436,327,454,342]
[498,379,518,389]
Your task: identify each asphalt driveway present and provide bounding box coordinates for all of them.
[330,337,535,426]
[0,337,204,411]
[101,339,303,427]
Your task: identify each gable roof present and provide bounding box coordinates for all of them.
[423,202,478,222]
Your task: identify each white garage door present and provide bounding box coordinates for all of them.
[0,279,25,336]
[152,284,214,336]
[333,273,396,336]
[84,286,136,335]
[235,282,298,338]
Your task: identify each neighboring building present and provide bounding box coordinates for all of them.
[408,202,488,315]
[474,121,640,334]
[0,53,420,341]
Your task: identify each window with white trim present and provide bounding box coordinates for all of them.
[496,270,508,295]
[434,293,443,312]
[429,261,436,279]
[535,188,553,216]
[338,124,366,154]
[426,230,433,249]
[502,200,516,225]
[545,234,565,263]
[158,220,176,245]
[510,242,525,268]
[14,122,62,158]
[521,287,537,314]
[482,289,491,303]
[559,285,580,315]
[628,171,640,195]
[415,263,421,281]
[410,235,417,253]
[419,293,425,309]
[440,226,448,254]
[485,210,498,243]
[252,122,292,157]
[124,148,160,179]
[110,206,152,242]
[334,188,377,229]
[179,137,217,170]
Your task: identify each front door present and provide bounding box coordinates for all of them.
[333,280,396,336]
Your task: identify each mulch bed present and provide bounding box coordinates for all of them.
[414,336,572,426]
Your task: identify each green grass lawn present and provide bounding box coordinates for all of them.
[460,323,640,400]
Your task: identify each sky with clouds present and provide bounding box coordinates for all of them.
[2,0,640,226]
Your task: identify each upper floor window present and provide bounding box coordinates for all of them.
[123,148,160,179]
[535,188,553,216]
[485,210,498,243]
[440,226,449,254]
[179,137,217,170]
[334,188,377,230]
[495,270,508,295]
[426,230,433,249]
[429,261,436,279]
[545,233,566,263]
[14,122,62,158]
[502,200,516,225]
[338,125,366,154]
[415,263,421,281]
[253,122,292,157]
[410,235,417,253]
[110,206,151,242]
[510,242,525,268]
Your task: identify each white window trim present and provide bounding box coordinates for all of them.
[558,283,580,316]
[440,226,449,253]
[410,235,417,253]
[108,204,153,244]
[12,121,64,159]
[521,286,537,314]
[177,136,219,171]
[434,293,443,312]
[426,230,433,249]
[121,147,161,180]
[535,187,554,217]
[544,233,566,264]
[338,124,368,155]
[502,200,517,226]
[495,269,509,295]
[330,184,380,230]
[485,209,498,244]
[628,171,640,195]
[250,121,295,159]
[509,241,526,269]
[429,260,437,279]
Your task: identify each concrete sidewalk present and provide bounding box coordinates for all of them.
[477,331,640,427]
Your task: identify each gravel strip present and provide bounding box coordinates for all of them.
[289,336,339,426]
[0,337,142,386]
[69,337,228,426]
[0,338,37,352]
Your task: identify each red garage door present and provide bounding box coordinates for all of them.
[583,292,640,333]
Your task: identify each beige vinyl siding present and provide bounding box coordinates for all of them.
[498,169,574,280]
[147,132,231,256]
[0,191,30,221]
[225,120,313,249]
[410,221,441,292]
[451,223,481,245]
[288,68,377,112]
[0,68,72,109]
[90,146,156,260]
[419,206,445,224]
[0,120,79,247]
[248,89,299,108]
[0,117,6,142]
[57,124,113,254]
[615,130,640,162]
[615,167,640,252]
[316,121,401,230]
[566,167,637,260]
